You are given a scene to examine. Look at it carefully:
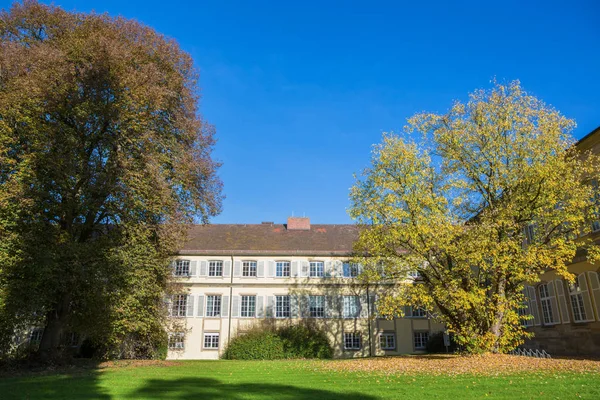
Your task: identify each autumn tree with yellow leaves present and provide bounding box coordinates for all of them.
[350,81,600,353]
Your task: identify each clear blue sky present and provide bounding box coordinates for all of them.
[6,1,600,224]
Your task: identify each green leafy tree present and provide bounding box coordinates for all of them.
[350,81,600,353]
[0,1,222,359]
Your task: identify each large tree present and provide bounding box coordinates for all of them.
[350,81,600,353]
[0,1,222,359]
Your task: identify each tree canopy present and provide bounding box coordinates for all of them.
[0,1,222,359]
[350,80,600,352]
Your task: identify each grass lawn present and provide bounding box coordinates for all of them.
[1,356,599,399]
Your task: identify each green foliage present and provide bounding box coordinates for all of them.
[277,325,333,359]
[350,80,600,353]
[223,329,286,360]
[0,1,222,359]
[224,324,333,360]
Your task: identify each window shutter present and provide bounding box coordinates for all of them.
[325,261,332,278]
[232,296,240,318]
[301,261,309,277]
[221,295,230,318]
[291,295,299,318]
[521,287,532,327]
[578,273,594,322]
[325,295,333,318]
[527,286,541,325]
[268,261,275,277]
[343,263,350,278]
[233,261,241,277]
[169,260,177,275]
[301,295,309,318]
[266,296,274,317]
[291,261,299,277]
[370,294,377,317]
[256,296,265,318]
[587,271,600,320]
[360,294,369,318]
[257,261,265,277]
[165,296,173,317]
[199,261,208,276]
[190,261,197,277]
[547,282,560,324]
[555,280,570,323]
[334,260,343,277]
[197,295,204,317]
[223,261,231,277]
[186,295,195,317]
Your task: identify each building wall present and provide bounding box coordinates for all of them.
[166,255,445,360]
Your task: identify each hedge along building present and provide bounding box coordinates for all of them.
[167,217,445,360]
[522,126,600,356]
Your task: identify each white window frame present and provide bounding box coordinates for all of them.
[344,332,361,350]
[275,295,291,318]
[168,332,185,350]
[171,294,187,317]
[411,307,426,318]
[30,328,43,345]
[538,284,556,325]
[413,331,429,350]
[206,295,222,317]
[276,261,291,278]
[379,333,396,350]
[241,295,256,318]
[309,295,325,318]
[343,296,360,318]
[203,333,220,349]
[568,281,588,322]
[309,261,324,277]
[174,260,190,277]
[209,260,223,277]
[242,261,257,277]
[342,262,359,278]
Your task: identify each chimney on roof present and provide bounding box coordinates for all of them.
[287,216,310,230]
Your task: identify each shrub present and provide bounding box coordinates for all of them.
[277,325,333,359]
[223,329,285,360]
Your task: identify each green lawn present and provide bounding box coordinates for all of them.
[1,359,599,400]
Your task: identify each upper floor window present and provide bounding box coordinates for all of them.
[411,307,427,318]
[309,295,325,318]
[408,270,422,279]
[276,261,291,278]
[243,261,257,277]
[275,295,291,318]
[591,179,600,232]
[209,261,223,277]
[538,284,556,325]
[568,280,587,322]
[171,294,187,317]
[206,295,222,317]
[344,332,361,350]
[174,260,190,276]
[241,295,256,318]
[343,296,360,318]
[310,261,324,277]
[343,263,359,278]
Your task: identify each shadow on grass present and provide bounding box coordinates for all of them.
[126,377,377,400]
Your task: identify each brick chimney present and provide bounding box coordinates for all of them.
[287,216,310,230]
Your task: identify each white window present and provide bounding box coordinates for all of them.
[203,333,219,349]
[276,295,291,318]
[30,328,43,345]
[569,281,587,322]
[380,333,396,350]
[209,261,223,277]
[344,332,361,349]
[276,261,291,277]
[539,284,555,325]
[168,332,185,349]
[343,296,360,318]
[171,294,187,317]
[206,295,222,317]
[242,261,257,277]
[408,270,422,279]
[414,331,429,350]
[309,295,325,318]
[241,295,256,318]
[309,261,324,277]
[174,260,190,276]
[342,263,359,278]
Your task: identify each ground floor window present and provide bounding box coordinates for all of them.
[309,295,325,318]
[379,333,396,350]
[414,331,429,350]
[30,328,44,345]
[276,295,291,318]
[168,332,185,350]
[241,295,256,318]
[344,332,361,350]
[203,333,220,349]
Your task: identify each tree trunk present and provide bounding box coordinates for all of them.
[490,276,506,353]
[38,294,70,360]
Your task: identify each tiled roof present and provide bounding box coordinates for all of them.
[179,223,359,256]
